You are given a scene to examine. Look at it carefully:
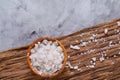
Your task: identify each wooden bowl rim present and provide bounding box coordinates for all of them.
[27,37,67,78]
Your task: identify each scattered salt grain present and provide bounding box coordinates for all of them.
[118,52,120,54]
[87,49,95,54]
[88,40,91,43]
[104,28,108,34]
[38,42,41,44]
[99,56,105,62]
[94,39,98,42]
[91,57,97,62]
[66,61,80,71]
[92,62,96,65]
[89,65,95,68]
[89,34,97,40]
[92,34,97,37]
[114,29,120,34]
[31,49,35,53]
[109,41,113,47]
[70,45,80,50]
[90,60,93,64]
[80,42,88,47]
[117,21,120,26]
[113,55,117,57]
[77,68,81,71]
[66,61,73,69]
[104,53,107,56]
[73,66,78,69]
[68,55,70,58]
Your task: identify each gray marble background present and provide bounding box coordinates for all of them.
[0,0,120,51]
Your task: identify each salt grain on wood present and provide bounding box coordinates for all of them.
[70,45,80,50]
[117,21,120,26]
[91,57,96,62]
[118,52,120,54]
[109,41,113,47]
[89,65,95,68]
[99,56,105,62]
[80,42,87,47]
[73,66,78,70]
[104,28,108,34]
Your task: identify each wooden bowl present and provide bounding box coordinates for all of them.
[27,37,67,78]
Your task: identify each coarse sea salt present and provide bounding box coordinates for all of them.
[66,61,80,71]
[30,39,64,75]
[104,28,108,34]
[70,45,80,50]
[89,65,95,68]
[80,42,88,47]
[109,41,113,47]
[118,52,120,54]
[66,61,73,69]
[91,57,96,62]
[99,56,105,62]
[117,21,120,26]
[73,66,78,69]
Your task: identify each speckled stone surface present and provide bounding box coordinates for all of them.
[0,0,120,51]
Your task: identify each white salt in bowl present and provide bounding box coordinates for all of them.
[27,37,67,78]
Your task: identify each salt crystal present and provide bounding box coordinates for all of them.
[109,41,113,47]
[77,68,81,71]
[31,49,35,53]
[34,44,38,49]
[42,39,48,45]
[104,28,108,34]
[113,55,117,57]
[93,62,96,65]
[70,45,80,50]
[90,36,94,40]
[99,56,105,62]
[81,42,87,47]
[91,57,96,62]
[118,52,120,54]
[89,65,95,68]
[94,39,98,42]
[90,34,97,41]
[38,41,40,44]
[90,60,93,64]
[117,21,120,26]
[68,55,70,58]
[66,61,73,69]
[104,53,107,56]
[73,66,78,69]
[92,34,97,37]
[80,40,83,42]
[88,40,91,43]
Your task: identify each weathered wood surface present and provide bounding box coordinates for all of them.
[0,19,120,80]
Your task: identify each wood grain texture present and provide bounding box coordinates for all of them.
[0,18,120,80]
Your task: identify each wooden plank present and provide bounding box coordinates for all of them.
[0,18,120,80]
